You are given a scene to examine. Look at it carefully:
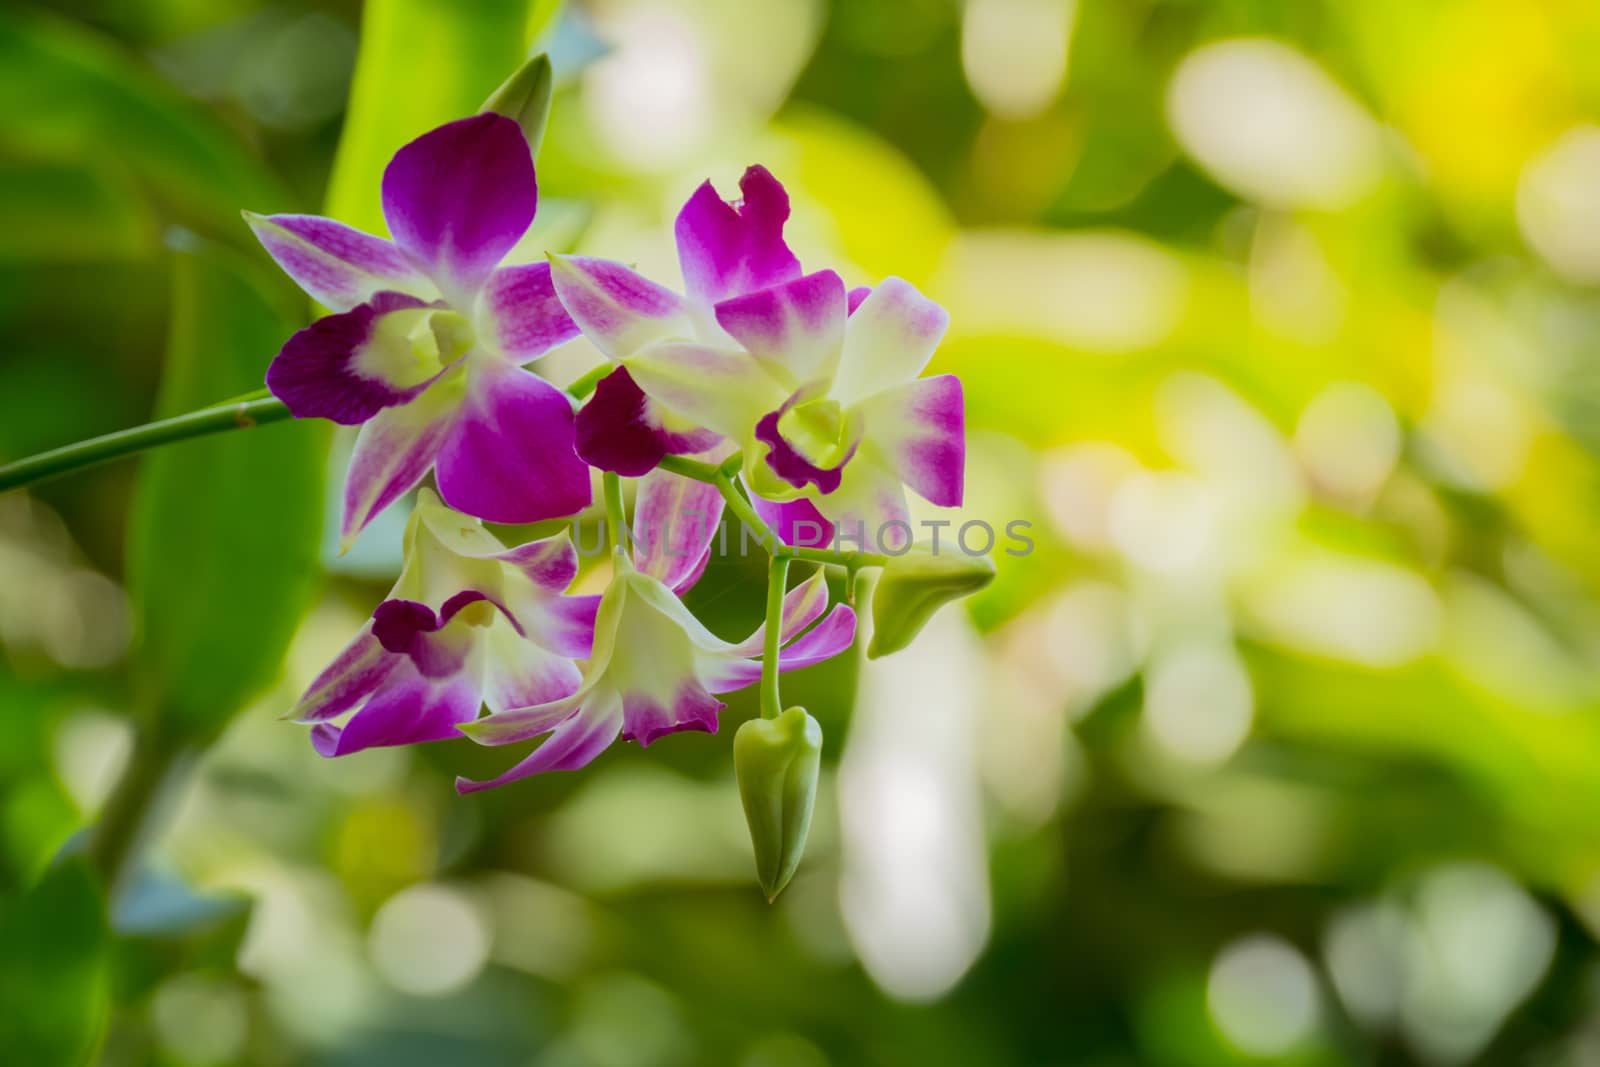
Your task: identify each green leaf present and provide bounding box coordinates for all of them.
[0,858,110,1065]
[324,0,558,231]
[126,241,326,741]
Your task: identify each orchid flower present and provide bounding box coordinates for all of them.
[550,165,800,478]
[287,489,598,758]
[246,113,591,545]
[550,168,962,549]
[456,469,858,792]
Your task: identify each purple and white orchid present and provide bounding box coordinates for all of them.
[455,469,857,792]
[288,489,598,757]
[550,168,964,550]
[246,113,591,544]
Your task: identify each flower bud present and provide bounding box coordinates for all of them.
[867,548,995,658]
[481,53,555,156]
[734,707,823,901]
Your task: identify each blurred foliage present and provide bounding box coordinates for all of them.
[5,0,1600,1065]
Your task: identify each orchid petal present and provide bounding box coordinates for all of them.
[381,114,536,300]
[713,269,847,388]
[725,568,831,658]
[434,358,591,524]
[267,293,450,425]
[314,663,482,757]
[632,468,726,593]
[816,451,913,553]
[479,262,579,363]
[621,682,723,746]
[455,691,623,792]
[675,165,801,304]
[847,285,871,314]
[749,492,834,549]
[574,367,720,475]
[483,623,583,713]
[706,604,859,692]
[626,341,788,441]
[341,373,465,547]
[243,212,432,312]
[548,255,695,360]
[832,277,950,405]
[289,627,394,723]
[854,374,965,507]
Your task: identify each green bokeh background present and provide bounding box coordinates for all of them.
[6,1,1600,1064]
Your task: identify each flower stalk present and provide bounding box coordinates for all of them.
[761,555,790,719]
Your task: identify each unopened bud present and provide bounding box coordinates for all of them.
[867,548,995,658]
[481,53,554,156]
[733,707,823,901]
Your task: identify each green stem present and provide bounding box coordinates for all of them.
[566,364,611,401]
[656,454,723,483]
[0,396,289,493]
[86,733,187,904]
[712,466,781,555]
[761,555,790,719]
[602,469,627,550]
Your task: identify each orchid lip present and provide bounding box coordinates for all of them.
[753,388,861,494]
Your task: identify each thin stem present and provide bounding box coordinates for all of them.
[712,466,780,554]
[566,364,611,401]
[656,454,722,483]
[789,545,891,569]
[602,470,627,551]
[0,396,290,493]
[87,733,187,904]
[761,554,790,719]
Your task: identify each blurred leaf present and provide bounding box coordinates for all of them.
[0,8,287,234]
[127,241,326,742]
[0,857,110,1065]
[0,163,155,261]
[324,0,555,230]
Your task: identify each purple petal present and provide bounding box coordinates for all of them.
[726,568,832,657]
[708,605,859,693]
[713,270,847,385]
[479,262,579,363]
[371,591,493,677]
[753,389,861,495]
[847,285,871,314]
[455,694,623,793]
[832,278,950,404]
[574,367,720,476]
[495,536,579,592]
[621,682,723,747]
[267,293,443,425]
[434,360,592,524]
[244,213,432,312]
[750,492,834,549]
[483,627,583,713]
[381,114,536,299]
[675,165,801,304]
[314,665,482,757]
[290,628,395,723]
[631,468,726,592]
[857,374,965,507]
[816,457,913,553]
[539,594,602,659]
[548,255,694,360]
[341,379,463,547]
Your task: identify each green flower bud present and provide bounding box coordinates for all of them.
[481,53,555,156]
[734,707,823,901]
[867,549,995,658]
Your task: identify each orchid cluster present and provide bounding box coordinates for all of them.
[244,59,989,896]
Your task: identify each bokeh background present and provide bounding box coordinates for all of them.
[6,0,1600,1064]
